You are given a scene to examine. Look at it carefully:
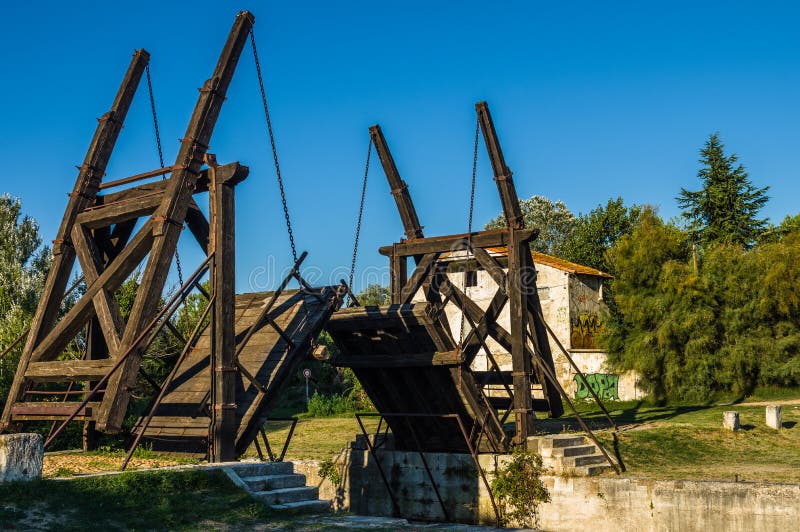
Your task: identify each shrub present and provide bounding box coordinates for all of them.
[490,448,550,528]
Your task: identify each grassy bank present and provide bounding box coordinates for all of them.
[0,469,272,530]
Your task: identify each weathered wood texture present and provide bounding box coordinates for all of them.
[136,287,341,456]
[327,303,506,453]
[0,50,149,432]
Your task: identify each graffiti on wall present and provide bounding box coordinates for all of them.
[574,373,619,401]
[570,313,603,349]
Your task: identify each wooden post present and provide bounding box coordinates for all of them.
[208,156,237,462]
[508,228,533,445]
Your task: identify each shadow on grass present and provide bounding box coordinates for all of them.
[783,421,797,429]
[535,402,712,434]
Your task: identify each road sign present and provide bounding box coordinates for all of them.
[303,368,311,379]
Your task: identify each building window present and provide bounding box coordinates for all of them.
[465,270,478,287]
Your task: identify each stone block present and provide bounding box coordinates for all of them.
[766,405,782,430]
[723,411,740,431]
[0,433,44,482]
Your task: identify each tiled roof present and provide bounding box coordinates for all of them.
[470,247,613,278]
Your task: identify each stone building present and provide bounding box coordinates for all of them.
[414,248,642,402]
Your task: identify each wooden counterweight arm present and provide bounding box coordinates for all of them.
[369,124,424,240]
[0,49,149,432]
[476,101,525,230]
[97,10,255,433]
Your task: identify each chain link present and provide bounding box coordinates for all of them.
[146,64,184,286]
[459,116,480,348]
[250,29,298,263]
[348,138,372,301]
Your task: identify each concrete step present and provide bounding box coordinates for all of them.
[270,499,332,514]
[253,486,320,506]
[540,443,597,458]
[229,461,293,477]
[241,473,306,491]
[562,453,609,468]
[530,434,586,450]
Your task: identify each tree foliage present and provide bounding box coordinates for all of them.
[603,209,800,402]
[677,133,769,247]
[561,197,642,274]
[490,447,550,528]
[486,195,575,256]
[0,195,51,408]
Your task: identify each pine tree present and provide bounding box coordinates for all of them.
[678,133,769,247]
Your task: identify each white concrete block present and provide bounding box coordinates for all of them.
[766,405,782,430]
[723,411,740,431]
[0,433,43,482]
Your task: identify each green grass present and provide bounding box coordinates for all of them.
[255,397,800,484]
[0,469,271,530]
[563,398,800,482]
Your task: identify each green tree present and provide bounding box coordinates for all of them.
[486,195,576,256]
[356,284,390,306]
[677,133,769,247]
[0,195,51,407]
[561,197,642,274]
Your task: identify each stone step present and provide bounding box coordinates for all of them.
[229,461,293,477]
[270,499,332,514]
[253,486,320,506]
[530,434,586,450]
[241,473,306,491]
[540,443,597,458]
[561,453,609,468]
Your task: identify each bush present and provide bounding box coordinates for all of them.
[306,391,357,417]
[490,448,550,528]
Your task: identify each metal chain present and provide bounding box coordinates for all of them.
[146,64,184,286]
[459,116,480,349]
[348,138,372,302]
[250,29,298,263]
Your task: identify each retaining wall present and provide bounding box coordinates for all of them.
[292,449,800,531]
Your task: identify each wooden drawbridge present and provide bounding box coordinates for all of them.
[137,287,342,457]
[325,104,566,454]
[0,10,349,463]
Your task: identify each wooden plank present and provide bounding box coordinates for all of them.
[378,228,537,258]
[26,360,115,382]
[11,402,101,419]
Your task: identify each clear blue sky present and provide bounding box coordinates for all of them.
[2,1,799,293]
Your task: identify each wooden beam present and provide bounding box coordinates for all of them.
[71,225,125,355]
[25,359,115,382]
[476,101,524,230]
[209,159,237,463]
[1,50,148,432]
[185,200,210,254]
[508,228,533,444]
[98,11,254,434]
[378,228,537,258]
[369,124,424,240]
[331,350,463,368]
[28,220,154,364]
[399,252,440,304]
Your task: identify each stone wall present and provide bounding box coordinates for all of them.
[293,449,800,531]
